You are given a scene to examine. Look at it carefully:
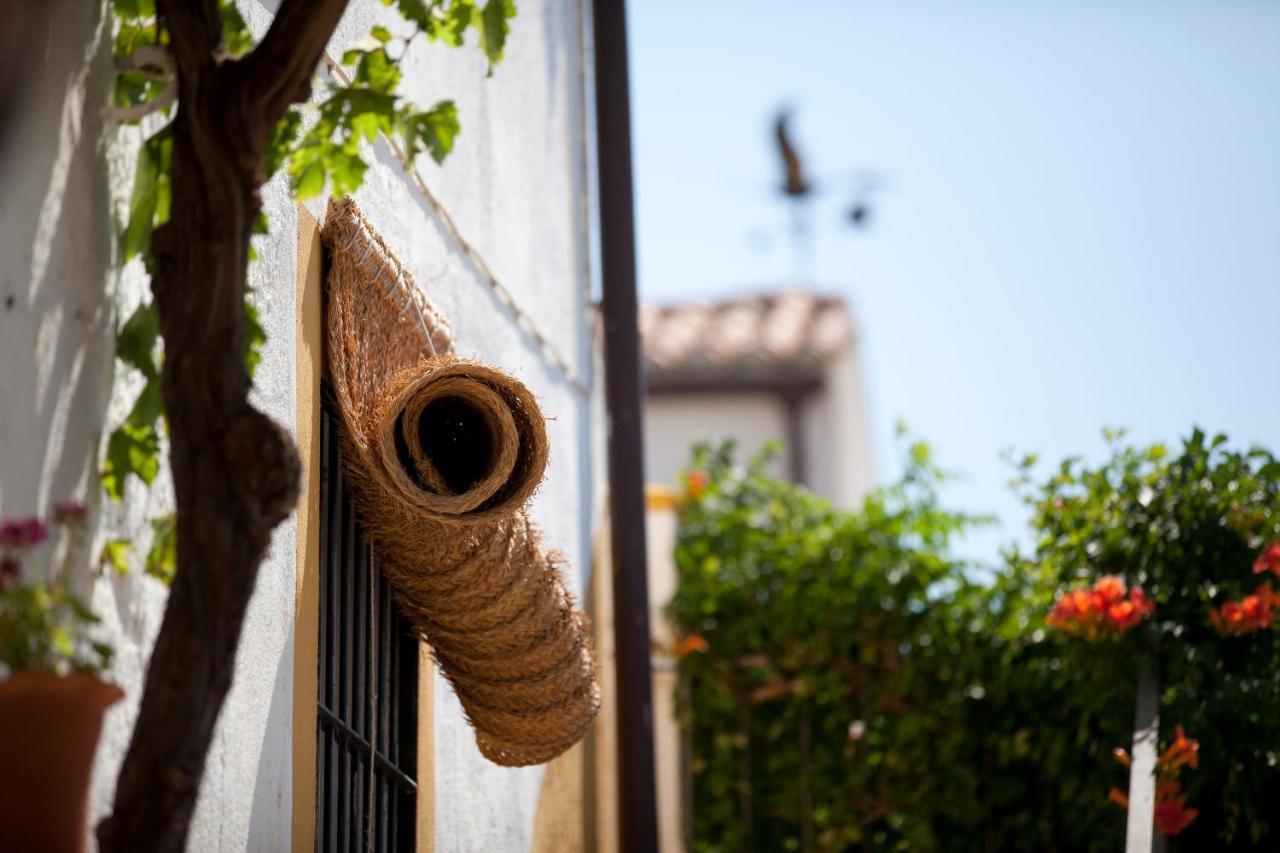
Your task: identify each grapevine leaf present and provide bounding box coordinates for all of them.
[219,0,255,56]
[121,132,172,263]
[121,143,160,261]
[479,0,516,68]
[145,513,177,584]
[113,0,156,20]
[116,302,160,379]
[386,0,433,32]
[293,157,326,201]
[100,539,133,576]
[264,109,302,180]
[102,422,160,501]
[245,300,266,378]
[399,100,459,164]
[127,378,165,429]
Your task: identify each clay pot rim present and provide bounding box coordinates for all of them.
[0,671,124,708]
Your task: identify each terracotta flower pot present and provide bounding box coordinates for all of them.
[0,671,123,852]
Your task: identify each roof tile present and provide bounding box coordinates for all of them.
[641,288,854,388]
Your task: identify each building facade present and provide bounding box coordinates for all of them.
[642,288,874,508]
[0,1,603,850]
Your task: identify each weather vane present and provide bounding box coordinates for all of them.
[769,106,886,279]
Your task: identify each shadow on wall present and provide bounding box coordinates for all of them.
[246,633,296,849]
[0,0,115,526]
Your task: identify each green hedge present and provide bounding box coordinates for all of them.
[669,431,1280,851]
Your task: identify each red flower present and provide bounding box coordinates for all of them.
[686,471,709,501]
[1048,577,1153,640]
[1242,594,1270,626]
[1094,575,1126,604]
[1129,586,1155,617]
[1111,726,1200,837]
[1104,600,1140,634]
[1154,799,1198,836]
[673,633,709,659]
[1158,725,1199,772]
[1253,541,1280,576]
[1210,584,1277,635]
[1222,600,1245,630]
[0,517,49,550]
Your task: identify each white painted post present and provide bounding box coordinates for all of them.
[1125,669,1164,853]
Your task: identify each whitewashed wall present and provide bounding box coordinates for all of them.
[644,392,790,487]
[0,0,598,850]
[643,350,875,508]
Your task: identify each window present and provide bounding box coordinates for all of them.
[317,397,419,852]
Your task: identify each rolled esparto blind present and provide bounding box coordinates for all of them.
[322,197,599,767]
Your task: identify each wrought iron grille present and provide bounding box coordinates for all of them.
[317,399,419,852]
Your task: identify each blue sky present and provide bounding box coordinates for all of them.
[628,0,1280,563]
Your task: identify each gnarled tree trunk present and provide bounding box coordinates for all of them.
[97,1,349,850]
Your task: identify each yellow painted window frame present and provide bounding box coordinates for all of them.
[292,204,435,852]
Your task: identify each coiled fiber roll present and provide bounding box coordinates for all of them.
[322,197,599,766]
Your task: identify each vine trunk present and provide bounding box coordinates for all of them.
[97,1,349,849]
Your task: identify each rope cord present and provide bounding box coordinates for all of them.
[320,53,589,396]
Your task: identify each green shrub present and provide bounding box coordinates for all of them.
[1013,429,1280,849]
[670,430,1280,851]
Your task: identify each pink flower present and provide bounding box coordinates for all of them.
[53,501,88,526]
[0,517,49,550]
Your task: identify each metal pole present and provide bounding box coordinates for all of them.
[591,0,660,849]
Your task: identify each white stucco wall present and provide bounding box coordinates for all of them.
[824,345,875,508]
[0,1,597,850]
[643,356,874,508]
[643,392,790,488]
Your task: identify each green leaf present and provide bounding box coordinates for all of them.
[264,109,302,180]
[120,132,172,262]
[248,210,270,262]
[219,0,255,56]
[370,25,394,43]
[91,641,116,670]
[113,70,167,115]
[102,421,160,501]
[354,47,401,94]
[293,158,327,201]
[400,100,460,165]
[442,1,475,45]
[113,0,156,20]
[388,0,434,31]
[121,142,160,261]
[479,0,516,67]
[127,378,165,429]
[100,539,133,575]
[326,148,369,198]
[244,300,266,378]
[116,303,160,379]
[114,20,158,57]
[145,513,177,584]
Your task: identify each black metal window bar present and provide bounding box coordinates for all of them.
[318,398,419,852]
